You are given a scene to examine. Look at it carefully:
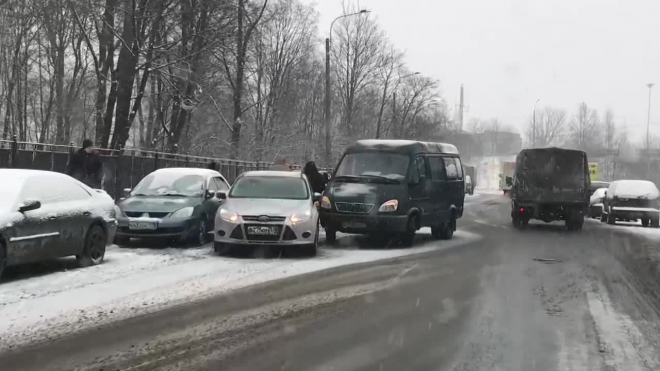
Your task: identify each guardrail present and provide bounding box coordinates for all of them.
[0,136,330,200]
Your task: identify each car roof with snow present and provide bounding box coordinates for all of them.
[151,167,223,177]
[609,180,660,199]
[1,168,70,181]
[241,170,304,178]
[346,140,459,156]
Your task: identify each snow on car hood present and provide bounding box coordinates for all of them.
[611,180,660,199]
[223,198,310,217]
[118,196,201,213]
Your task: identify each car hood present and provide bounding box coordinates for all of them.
[328,181,401,204]
[118,196,201,213]
[224,198,310,217]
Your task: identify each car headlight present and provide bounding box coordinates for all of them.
[170,207,194,218]
[291,210,312,224]
[378,199,398,212]
[321,196,331,209]
[219,208,239,223]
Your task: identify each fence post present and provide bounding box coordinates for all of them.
[9,135,17,168]
[130,149,135,188]
[185,152,189,167]
[154,152,159,171]
[114,145,123,201]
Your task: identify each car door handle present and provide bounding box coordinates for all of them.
[83,211,91,216]
[48,216,57,220]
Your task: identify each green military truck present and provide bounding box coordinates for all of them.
[510,148,590,231]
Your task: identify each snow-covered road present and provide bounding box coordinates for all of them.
[0,229,481,352]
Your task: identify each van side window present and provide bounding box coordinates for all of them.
[428,157,446,180]
[415,156,427,179]
[443,157,462,180]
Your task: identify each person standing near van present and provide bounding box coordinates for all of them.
[303,161,326,194]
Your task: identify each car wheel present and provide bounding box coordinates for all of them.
[641,218,650,227]
[77,225,107,268]
[193,216,208,246]
[0,242,6,279]
[325,228,337,245]
[651,218,660,228]
[401,215,418,247]
[304,223,319,257]
[600,211,607,223]
[114,235,130,246]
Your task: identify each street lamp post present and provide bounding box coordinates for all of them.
[325,10,369,168]
[646,83,654,150]
[532,98,540,147]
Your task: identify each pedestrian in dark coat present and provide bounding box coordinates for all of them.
[303,161,327,194]
[67,139,103,189]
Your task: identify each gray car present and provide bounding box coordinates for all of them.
[116,168,230,245]
[0,169,117,278]
[214,171,321,256]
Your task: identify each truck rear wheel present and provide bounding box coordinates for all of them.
[652,217,660,228]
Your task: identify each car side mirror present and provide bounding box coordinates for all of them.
[313,192,322,202]
[123,188,131,197]
[216,191,227,200]
[19,199,41,213]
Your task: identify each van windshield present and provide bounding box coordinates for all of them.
[335,153,409,182]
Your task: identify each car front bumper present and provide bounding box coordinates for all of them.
[214,218,318,247]
[320,210,409,234]
[610,207,660,220]
[116,217,199,238]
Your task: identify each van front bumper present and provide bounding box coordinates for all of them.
[320,211,409,234]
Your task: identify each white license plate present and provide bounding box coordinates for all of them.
[129,221,158,230]
[343,221,367,229]
[247,226,279,235]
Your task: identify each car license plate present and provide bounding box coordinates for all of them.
[343,221,367,229]
[247,226,279,235]
[128,221,158,230]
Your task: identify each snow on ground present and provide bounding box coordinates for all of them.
[0,229,481,352]
[586,218,660,242]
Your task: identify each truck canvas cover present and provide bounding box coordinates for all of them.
[514,147,589,203]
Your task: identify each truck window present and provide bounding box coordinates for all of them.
[443,157,462,180]
[428,157,446,180]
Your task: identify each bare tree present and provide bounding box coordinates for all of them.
[570,102,601,151]
[467,118,483,134]
[525,107,568,147]
[374,47,404,138]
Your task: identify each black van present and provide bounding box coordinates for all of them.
[319,140,465,246]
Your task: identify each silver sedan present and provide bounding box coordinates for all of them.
[214,171,321,256]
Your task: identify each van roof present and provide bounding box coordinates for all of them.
[345,140,459,155]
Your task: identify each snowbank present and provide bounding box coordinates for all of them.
[0,229,481,352]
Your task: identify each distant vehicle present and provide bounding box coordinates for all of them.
[115,168,229,246]
[320,140,464,247]
[464,165,476,194]
[0,169,116,278]
[600,180,660,227]
[589,180,610,196]
[588,187,608,218]
[213,171,320,256]
[510,148,590,231]
[499,161,515,195]
[465,175,474,195]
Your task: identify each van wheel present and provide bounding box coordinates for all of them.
[400,216,417,247]
[600,211,607,223]
[325,229,337,245]
[642,218,650,227]
[652,218,660,228]
[439,217,456,240]
[607,211,616,225]
[77,225,107,268]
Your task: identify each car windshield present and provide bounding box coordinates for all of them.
[132,172,204,197]
[229,176,309,200]
[335,153,408,182]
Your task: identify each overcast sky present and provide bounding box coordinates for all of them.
[301,0,660,142]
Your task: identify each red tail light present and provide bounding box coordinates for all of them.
[520,207,524,213]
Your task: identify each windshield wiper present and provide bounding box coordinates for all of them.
[333,175,365,182]
[132,193,148,196]
[162,192,189,197]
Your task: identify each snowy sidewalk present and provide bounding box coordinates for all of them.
[0,229,481,352]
